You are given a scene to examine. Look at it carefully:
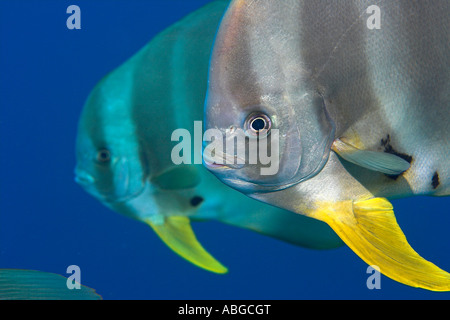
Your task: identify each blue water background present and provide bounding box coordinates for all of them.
[0,0,449,300]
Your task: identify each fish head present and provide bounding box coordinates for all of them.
[203,0,335,194]
[74,77,147,204]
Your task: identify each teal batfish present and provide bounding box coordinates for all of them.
[204,0,450,290]
[75,1,342,274]
[0,269,101,300]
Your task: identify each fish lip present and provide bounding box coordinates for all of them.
[202,142,245,171]
[74,169,95,186]
[202,153,234,171]
[203,158,229,170]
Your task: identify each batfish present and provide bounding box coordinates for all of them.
[0,269,101,300]
[75,0,342,275]
[204,0,450,290]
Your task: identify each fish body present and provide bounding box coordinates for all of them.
[204,0,450,290]
[75,1,342,274]
[0,269,101,300]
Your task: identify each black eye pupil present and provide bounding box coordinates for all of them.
[245,112,272,136]
[251,118,266,131]
[97,149,110,162]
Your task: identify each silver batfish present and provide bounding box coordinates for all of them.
[75,1,342,275]
[204,0,450,290]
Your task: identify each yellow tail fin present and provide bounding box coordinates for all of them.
[311,198,450,291]
[146,216,228,274]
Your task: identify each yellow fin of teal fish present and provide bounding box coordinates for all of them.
[0,269,102,300]
[309,198,450,291]
[332,138,410,175]
[146,216,228,274]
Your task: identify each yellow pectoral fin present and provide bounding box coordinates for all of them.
[146,216,228,274]
[310,198,450,291]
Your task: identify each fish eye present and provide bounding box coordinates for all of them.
[96,148,111,163]
[245,112,272,136]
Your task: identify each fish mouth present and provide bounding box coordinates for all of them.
[74,169,96,186]
[202,151,244,171]
[202,156,229,170]
[74,168,100,200]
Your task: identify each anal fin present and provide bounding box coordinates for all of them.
[146,216,228,274]
[310,198,450,291]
